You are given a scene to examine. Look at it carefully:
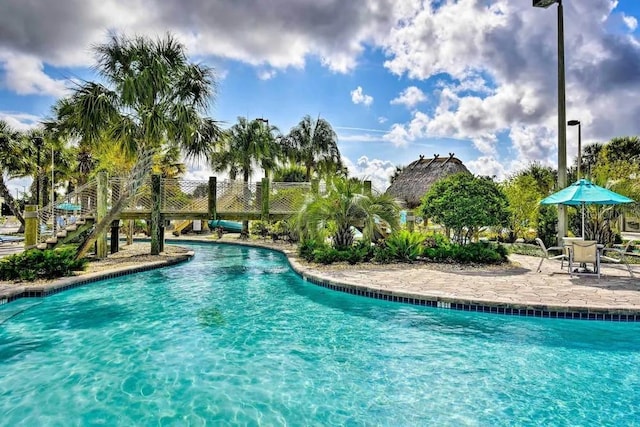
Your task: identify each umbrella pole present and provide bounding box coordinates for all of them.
[581,203,585,238]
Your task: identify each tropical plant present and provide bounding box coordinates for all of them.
[502,174,543,241]
[0,121,31,228]
[285,115,342,180]
[421,173,509,244]
[297,178,399,249]
[273,165,307,182]
[211,117,282,232]
[384,230,425,262]
[50,33,221,257]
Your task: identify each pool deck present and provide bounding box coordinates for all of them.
[2,235,640,320]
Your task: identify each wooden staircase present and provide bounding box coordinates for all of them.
[37,217,95,250]
[172,219,193,236]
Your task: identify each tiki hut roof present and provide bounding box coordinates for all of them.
[385,153,471,209]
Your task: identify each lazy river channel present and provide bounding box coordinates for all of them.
[1,243,639,425]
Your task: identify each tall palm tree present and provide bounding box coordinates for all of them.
[286,115,342,181]
[52,33,221,257]
[298,178,400,249]
[0,121,31,228]
[211,117,282,232]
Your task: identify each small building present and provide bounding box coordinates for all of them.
[385,153,471,209]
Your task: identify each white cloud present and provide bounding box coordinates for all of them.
[377,116,388,124]
[338,133,384,143]
[0,52,68,97]
[465,156,507,180]
[390,86,426,108]
[257,69,277,80]
[343,155,396,192]
[0,112,42,130]
[623,14,638,31]
[350,86,373,106]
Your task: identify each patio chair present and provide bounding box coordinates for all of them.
[601,239,635,277]
[568,240,600,278]
[535,238,567,272]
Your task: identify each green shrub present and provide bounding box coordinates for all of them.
[312,247,346,264]
[250,220,270,238]
[298,239,326,262]
[385,230,426,262]
[0,248,87,281]
[423,242,507,264]
[372,245,393,263]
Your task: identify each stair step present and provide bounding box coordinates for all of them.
[56,230,68,238]
[45,237,58,245]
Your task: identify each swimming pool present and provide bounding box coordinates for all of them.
[1,243,639,425]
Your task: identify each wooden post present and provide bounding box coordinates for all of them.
[151,174,162,255]
[407,210,415,232]
[110,180,120,254]
[127,220,133,245]
[208,176,217,220]
[96,171,108,258]
[261,178,270,221]
[24,205,38,248]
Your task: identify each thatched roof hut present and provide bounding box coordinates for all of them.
[385,153,471,209]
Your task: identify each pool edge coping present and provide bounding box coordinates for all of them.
[0,250,195,306]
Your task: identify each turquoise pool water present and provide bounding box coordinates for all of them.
[1,243,639,426]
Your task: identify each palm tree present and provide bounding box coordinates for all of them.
[286,115,342,181]
[0,121,31,228]
[298,178,400,249]
[211,117,282,233]
[52,33,221,257]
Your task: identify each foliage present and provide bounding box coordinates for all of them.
[211,117,282,182]
[536,204,558,248]
[0,121,32,225]
[421,173,509,244]
[273,165,307,182]
[423,242,508,264]
[285,115,343,180]
[298,239,326,262]
[298,177,399,249]
[49,33,221,258]
[250,220,270,238]
[502,175,543,240]
[299,239,373,265]
[0,248,87,281]
[384,230,425,262]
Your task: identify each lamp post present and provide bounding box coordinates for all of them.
[534,0,567,243]
[568,120,581,179]
[33,136,44,207]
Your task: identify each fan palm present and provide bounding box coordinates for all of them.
[0,121,32,228]
[298,178,400,249]
[211,117,283,232]
[286,115,342,181]
[51,33,221,257]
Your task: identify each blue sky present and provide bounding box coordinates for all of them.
[1,0,640,192]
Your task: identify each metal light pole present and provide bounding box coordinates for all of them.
[534,0,568,243]
[568,120,581,179]
[33,136,44,207]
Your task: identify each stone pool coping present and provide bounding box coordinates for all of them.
[0,250,194,305]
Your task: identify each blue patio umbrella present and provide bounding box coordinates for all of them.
[540,178,634,238]
[56,202,82,211]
